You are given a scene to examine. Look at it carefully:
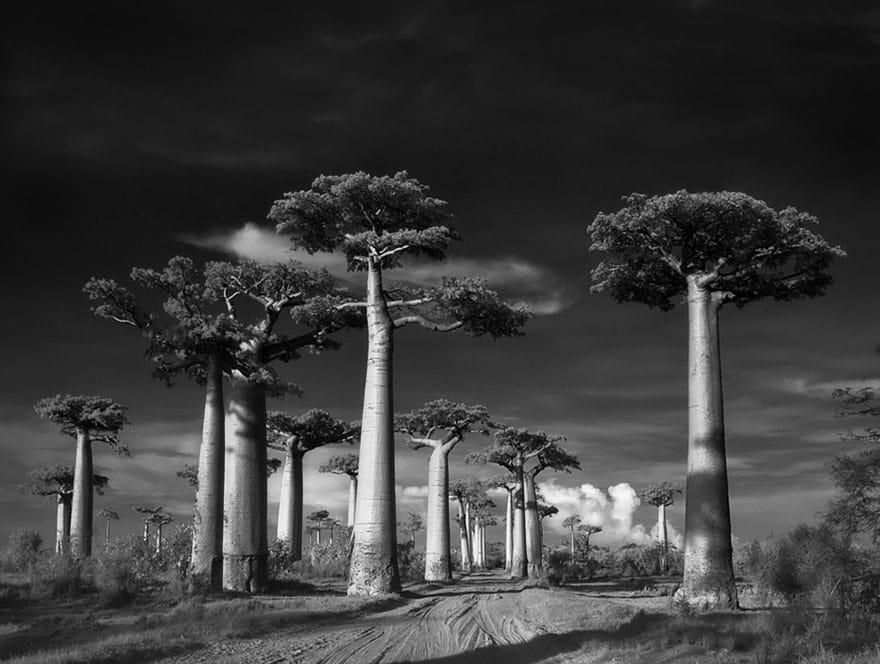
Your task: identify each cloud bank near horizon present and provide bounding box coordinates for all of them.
[181,222,578,315]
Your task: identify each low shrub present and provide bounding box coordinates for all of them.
[3,529,43,572]
[29,553,87,598]
[397,541,425,583]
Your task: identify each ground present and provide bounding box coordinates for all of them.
[0,570,873,663]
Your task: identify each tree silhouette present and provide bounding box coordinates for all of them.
[319,454,359,527]
[639,480,684,573]
[589,190,843,609]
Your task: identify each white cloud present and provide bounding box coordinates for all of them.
[180,223,577,315]
[779,377,880,400]
[538,478,654,546]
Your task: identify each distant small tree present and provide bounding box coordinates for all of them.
[577,524,603,556]
[449,477,489,572]
[17,465,108,554]
[563,515,582,557]
[402,511,424,545]
[97,508,119,544]
[590,190,843,609]
[307,510,331,546]
[639,481,684,573]
[133,506,174,553]
[34,395,128,557]
[268,410,357,561]
[319,454,359,527]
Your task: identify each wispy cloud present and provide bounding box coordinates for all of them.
[778,377,880,400]
[181,222,577,315]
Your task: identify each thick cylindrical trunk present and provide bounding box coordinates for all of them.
[659,503,669,574]
[464,504,473,567]
[510,465,527,578]
[524,473,542,578]
[276,448,304,560]
[349,260,401,596]
[482,526,487,568]
[347,476,358,528]
[55,494,71,554]
[223,374,269,593]
[679,280,737,609]
[105,518,111,543]
[156,525,163,554]
[569,528,575,558]
[505,490,513,570]
[190,354,225,591]
[458,506,470,571]
[143,521,150,542]
[70,430,93,558]
[316,528,322,545]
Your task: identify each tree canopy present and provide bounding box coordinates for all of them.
[588,190,845,310]
[396,399,492,450]
[267,410,358,455]
[34,395,129,453]
[319,454,359,478]
[18,465,109,498]
[639,481,685,508]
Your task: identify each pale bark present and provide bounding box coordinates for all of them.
[190,354,225,591]
[658,503,669,574]
[425,443,452,581]
[70,430,93,558]
[523,473,542,578]
[510,465,527,578]
[569,527,575,557]
[276,447,304,559]
[104,517,111,543]
[458,505,470,571]
[55,494,71,554]
[347,476,358,527]
[505,490,513,570]
[464,504,473,567]
[679,278,737,609]
[142,521,150,542]
[223,373,269,593]
[348,259,401,595]
[155,524,163,553]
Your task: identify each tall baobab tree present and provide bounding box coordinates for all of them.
[202,259,361,592]
[402,511,424,546]
[640,481,684,574]
[306,510,330,547]
[18,466,108,554]
[563,515,581,557]
[589,190,843,609]
[449,477,488,573]
[98,508,119,544]
[488,475,517,570]
[34,395,128,558]
[85,257,248,590]
[397,399,491,581]
[319,454,359,527]
[577,524,602,556]
[134,506,174,553]
[268,410,358,561]
[271,171,530,595]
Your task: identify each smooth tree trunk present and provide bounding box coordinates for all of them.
[347,475,358,527]
[156,525,163,553]
[658,503,669,574]
[458,507,470,571]
[569,527,576,557]
[70,430,93,558]
[349,259,401,596]
[105,518,111,543]
[464,504,474,567]
[190,354,225,591]
[523,473,542,578]
[223,373,269,592]
[678,278,737,609]
[510,465,528,578]
[142,521,150,542]
[505,489,513,570]
[55,494,72,554]
[276,447,304,560]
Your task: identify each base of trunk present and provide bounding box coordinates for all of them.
[509,557,527,579]
[189,556,223,593]
[424,554,452,582]
[348,546,401,596]
[222,554,268,593]
[527,562,542,579]
[675,578,738,611]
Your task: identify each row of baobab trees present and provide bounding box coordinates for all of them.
[28,171,843,611]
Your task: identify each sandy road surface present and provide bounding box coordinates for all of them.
[157,571,644,664]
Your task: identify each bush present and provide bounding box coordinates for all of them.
[397,541,425,583]
[29,553,87,598]
[95,533,166,595]
[268,539,302,579]
[3,528,43,571]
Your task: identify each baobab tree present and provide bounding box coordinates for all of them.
[563,515,581,557]
[98,508,119,544]
[271,171,530,595]
[402,511,424,545]
[589,190,843,609]
[306,510,330,546]
[18,466,108,554]
[134,506,174,553]
[468,427,577,578]
[488,475,517,570]
[397,399,492,581]
[202,260,361,593]
[85,257,248,590]
[640,481,684,574]
[267,410,357,560]
[449,477,489,573]
[319,454,359,527]
[34,395,128,557]
[577,524,602,557]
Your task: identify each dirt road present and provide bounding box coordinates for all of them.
[157,571,660,664]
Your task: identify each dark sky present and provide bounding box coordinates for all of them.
[2,1,879,549]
